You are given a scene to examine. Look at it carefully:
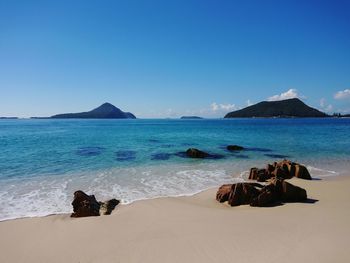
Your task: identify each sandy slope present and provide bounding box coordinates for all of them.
[1,176,350,263]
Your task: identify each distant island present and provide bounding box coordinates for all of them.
[0,117,18,119]
[224,98,327,118]
[51,103,136,119]
[180,116,203,119]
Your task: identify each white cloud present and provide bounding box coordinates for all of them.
[334,89,350,100]
[246,99,253,106]
[267,89,302,101]
[319,98,333,113]
[211,102,237,112]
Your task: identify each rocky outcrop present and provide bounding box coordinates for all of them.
[216,184,233,203]
[186,148,210,158]
[228,183,261,206]
[248,160,312,182]
[99,199,120,215]
[226,145,244,151]
[71,191,101,217]
[216,178,307,207]
[71,190,120,218]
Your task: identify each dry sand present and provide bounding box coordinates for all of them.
[1,176,350,263]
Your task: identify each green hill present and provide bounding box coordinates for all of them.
[224,98,327,118]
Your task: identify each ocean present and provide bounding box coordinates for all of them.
[0,118,349,221]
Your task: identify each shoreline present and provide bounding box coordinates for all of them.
[0,170,347,223]
[1,175,350,262]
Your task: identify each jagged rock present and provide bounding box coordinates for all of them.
[294,164,312,180]
[281,180,307,202]
[71,191,120,217]
[249,168,258,180]
[272,167,289,179]
[228,183,261,206]
[216,184,234,203]
[99,199,120,215]
[249,160,312,182]
[71,191,101,218]
[227,145,244,151]
[186,148,210,158]
[257,169,271,182]
[216,178,308,207]
[266,163,275,173]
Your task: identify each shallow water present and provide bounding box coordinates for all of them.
[0,118,349,220]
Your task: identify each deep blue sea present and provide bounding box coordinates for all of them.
[1,118,349,220]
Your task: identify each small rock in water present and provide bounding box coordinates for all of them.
[151,153,171,160]
[226,145,244,151]
[76,146,104,156]
[115,150,137,161]
[186,148,210,158]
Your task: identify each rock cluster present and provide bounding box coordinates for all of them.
[216,178,307,207]
[71,190,120,218]
[249,160,312,182]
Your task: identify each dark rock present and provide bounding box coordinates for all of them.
[216,184,234,203]
[186,148,210,158]
[266,164,275,173]
[294,164,312,180]
[228,183,261,206]
[257,169,271,182]
[99,199,120,215]
[217,178,308,208]
[281,180,307,202]
[272,167,289,179]
[249,160,312,182]
[226,145,244,151]
[71,191,101,218]
[249,168,258,180]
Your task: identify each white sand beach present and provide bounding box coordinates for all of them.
[1,176,350,263]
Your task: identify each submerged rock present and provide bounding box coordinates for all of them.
[226,145,244,151]
[186,148,210,158]
[76,146,104,156]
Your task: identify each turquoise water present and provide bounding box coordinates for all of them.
[0,118,349,220]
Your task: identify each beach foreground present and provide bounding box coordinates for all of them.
[1,176,350,263]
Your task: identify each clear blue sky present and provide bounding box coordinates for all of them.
[0,0,349,118]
